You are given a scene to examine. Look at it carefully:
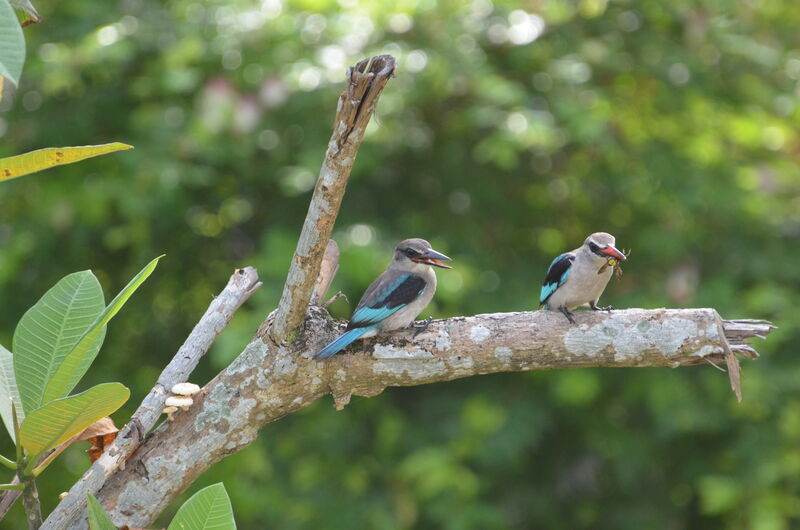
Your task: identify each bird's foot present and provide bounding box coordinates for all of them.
[409,316,433,338]
[590,302,613,313]
[558,306,577,325]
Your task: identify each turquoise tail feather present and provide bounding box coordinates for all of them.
[314,327,371,359]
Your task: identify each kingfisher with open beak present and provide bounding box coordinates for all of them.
[539,232,627,324]
[314,238,453,359]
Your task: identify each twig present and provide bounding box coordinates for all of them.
[271,55,396,342]
[41,267,261,530]
[91,308,772,528]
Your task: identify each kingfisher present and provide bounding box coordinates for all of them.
[314,238,453,359]
[539,232,627,324]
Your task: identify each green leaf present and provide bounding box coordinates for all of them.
[9,0,40,26]
[13,271,106,415]
[168,483,236,530]
[86,493,116,530]
[0,143,133,182]
[19,382,129,458]
[0,344,23,441]
[43,256,162,403]
[0,0,24,87]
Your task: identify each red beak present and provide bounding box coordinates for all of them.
[599,245,626,260]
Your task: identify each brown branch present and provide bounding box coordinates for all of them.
[311,240,340,305]
[271,55,396,342]
[40,267,261,530]
[84,307,770,528]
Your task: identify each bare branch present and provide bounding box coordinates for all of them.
[271,55,396,342]
[41,267,261,530]
[85,307,771,529]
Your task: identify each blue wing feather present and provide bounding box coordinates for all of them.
[351,273,426,327]
[314,327,372,359]
[539,252,574,306]
[315,272,427,360]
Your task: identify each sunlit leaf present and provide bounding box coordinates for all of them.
[86,494,116,530]
[168,483,236,530]
[0,143,133,182]
[0,344,22,440]
[13,271,105,415]
[0,0,24,87]
[43,256,163,403]
[20,382,129,458]
[9,0,40,26]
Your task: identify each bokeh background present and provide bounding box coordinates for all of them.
[2,0,799,528]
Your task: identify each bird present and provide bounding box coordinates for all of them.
[539,232,627,324]
[314,238,453,359]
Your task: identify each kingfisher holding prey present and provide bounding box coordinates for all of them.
[314,238,452,359]
[539,232,627,324]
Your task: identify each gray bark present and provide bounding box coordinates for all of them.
[271,55,396,342]
[83,307,768,528]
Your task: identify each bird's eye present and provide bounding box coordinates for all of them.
[589,242,600,253]
[405,248,420,257]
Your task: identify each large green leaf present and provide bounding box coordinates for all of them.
[86,494,116,530]
[0,0,24,87]
[13,271,105,414]
[0,344,22,441]
[168,483,236,530]
[19,382,129,458]
[43,256,162,403]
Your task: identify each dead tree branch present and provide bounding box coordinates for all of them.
[271,55,396,342]
[84,307,771,529]
[40,268,261,530]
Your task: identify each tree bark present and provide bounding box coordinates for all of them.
[74,306,769,529]
[271,55,396,342]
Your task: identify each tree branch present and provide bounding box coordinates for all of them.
[85,307,770,528]
[271,55,396,342]
[41,268,261,530]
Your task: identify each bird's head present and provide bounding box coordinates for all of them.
[583,232,627,263]
[393,238,453,271]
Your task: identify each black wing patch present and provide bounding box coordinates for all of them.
[373,275,426,309]
[540,253,575,305]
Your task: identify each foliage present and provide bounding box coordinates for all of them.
[0,143,133,181]
[1,0,799,528]
[88,483,236,530]
[169,483,236,530]
[0,257,158,526]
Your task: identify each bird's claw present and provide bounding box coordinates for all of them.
[558,306,577,325]
[410,316,433,338]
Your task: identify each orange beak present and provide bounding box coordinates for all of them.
[599,245,626,261]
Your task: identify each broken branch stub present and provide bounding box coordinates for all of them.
[271,55,396,342]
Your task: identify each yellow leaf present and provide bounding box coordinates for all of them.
[0,76,4,101]
[0,142,134,181]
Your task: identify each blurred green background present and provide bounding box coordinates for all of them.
[2,0,799,528]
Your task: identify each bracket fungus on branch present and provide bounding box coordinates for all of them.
[41,267,261,530]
